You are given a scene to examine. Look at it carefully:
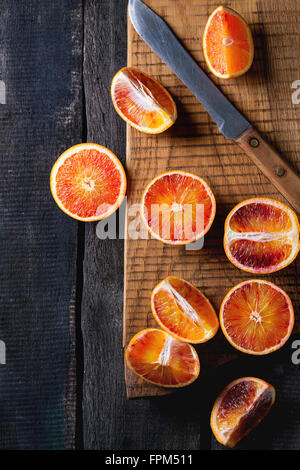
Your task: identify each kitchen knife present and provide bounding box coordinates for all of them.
[129,0,300,213]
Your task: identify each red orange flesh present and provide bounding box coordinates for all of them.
[151,276,219,343]
[125,328,200,388]
[224,198,300,274]
[211,377,275,447]
[141,171,216,245]
[111,67,177,134]
[50,143,126,221]
[203,6,254,78]
[220,280,294,355]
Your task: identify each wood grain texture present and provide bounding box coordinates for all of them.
[0,0,83,448]
[82,0,212,451]
[237,126,300,212]
[82,0,127,450]
[124,0,300,398]
[81,0,300,450]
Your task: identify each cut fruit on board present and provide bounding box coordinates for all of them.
[220,280,294,355]
[211,377,275,448]
[111,67,177,134]
[124,0,300,399]
[203,6,254,79]
[141,171,216,245]
[224,198,300,274]
[125,328,200,388]
[50,143,126,222]
[151,276,219,343]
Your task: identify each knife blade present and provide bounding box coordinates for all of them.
[129,0,250,140]
[128,0,300,213]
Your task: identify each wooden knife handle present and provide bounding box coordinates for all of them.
[236,126,300,213]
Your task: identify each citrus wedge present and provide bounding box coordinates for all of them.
[151,276,219,343]
[50,143,126,222]
[211,377,275,447]
[141,171,216,245]
[224,198,300,274]
[111,67,177,134]
[220,280,294,355]
[203,6,254,78]
[125,328,200,388]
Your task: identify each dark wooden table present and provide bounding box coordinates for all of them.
[0,0,300,450]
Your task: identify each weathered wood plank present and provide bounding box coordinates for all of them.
[124,0,300,398]
[0,0,83,449]
[210,0,300,449]
[82,0,211,450]
[82,0,127,450]
[82,0,300,450]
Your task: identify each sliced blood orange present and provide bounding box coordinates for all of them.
[141,171,216,245]
[220,280,294,355]
[224,198,300,274]
[125,328,200,388]
[111,67,177,134]
[151,276,219,343]
[211,377,275,447]
[50,143,126,221]
[203,6,254,79]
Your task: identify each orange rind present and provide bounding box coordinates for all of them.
[151,276,219,343]
[125,328,200,388]
[111,67,177,134]
[50,143,126,222]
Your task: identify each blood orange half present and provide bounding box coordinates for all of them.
[111,67,177,134]
[125,328,200,388]
[220,280,294,355]
[50,143,126,221]
[151,276,219,343]
[224,198,300,274]
[141,171,216,245]
[203,6,254,78]
[211,377,276,447]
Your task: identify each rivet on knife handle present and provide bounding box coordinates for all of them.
[236,126,300,213]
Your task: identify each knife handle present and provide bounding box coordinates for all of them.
[236,126,300,213]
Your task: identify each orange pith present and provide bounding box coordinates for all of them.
[203,6,254,78]
[151,276,219,343]
[224,198,300,274]
[141,171,216,245]
[111,67,177,134]
[50,143,126,222]
[211,377,275,447]
[125,328,200,388]
[220,280,294,355]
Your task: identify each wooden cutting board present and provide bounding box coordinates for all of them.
[123,0,300,398]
